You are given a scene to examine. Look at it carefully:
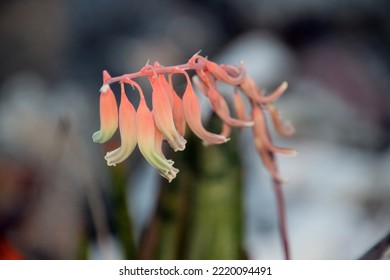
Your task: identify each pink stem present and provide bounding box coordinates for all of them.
[273,179,291,260]
[106,61,206,85]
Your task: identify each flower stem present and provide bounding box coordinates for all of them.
[106,61,206,85]
[273,179,290,260]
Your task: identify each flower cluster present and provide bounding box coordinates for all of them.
[93,54,296,182]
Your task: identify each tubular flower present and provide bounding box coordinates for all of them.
[92,54,295,183]
[207,86,254,128]
[92,71,118,143]
[104,82,137,166]
[166,74,186,137]
[137,96,178,182]
[150,73,186,151]
[180,70,229,145]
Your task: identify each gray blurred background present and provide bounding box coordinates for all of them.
[0,0,389,259]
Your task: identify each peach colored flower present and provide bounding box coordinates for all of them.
[180,70,229,145]
[149,72,186,152]
[92,71,118,143]
[162,74,186,137]
[93,55,295,183]
[137,96,178,182]
[104,82,137,166]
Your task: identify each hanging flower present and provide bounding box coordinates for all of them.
[92,71,118,143]
[148,68,187,152]
[136,95,178,182]
[104,82,137,166]
[92,54,296,183]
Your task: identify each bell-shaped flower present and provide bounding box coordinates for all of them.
[104,82,137,166]
[92,71,118,143]
[181,72,229,145]
[151,73,186,152]
[136,96,178,182]
[192,67,253,128]
[160,74,186,137]
[207,86,254,127]
[252,104,297,157]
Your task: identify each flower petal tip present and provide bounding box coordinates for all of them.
[92,130,109,143]
[243,121,255,127]
[202,137,230,147]
[172,141,187,152]
[159,167,179,182]
[92,131,100,142]
[104,157,117,167]
[100,84,110,93]
[103,70,111,83]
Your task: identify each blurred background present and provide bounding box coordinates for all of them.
[0,0,389,259]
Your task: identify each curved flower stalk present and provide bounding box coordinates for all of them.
[92,54,296,259]
[93,55,295,183]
